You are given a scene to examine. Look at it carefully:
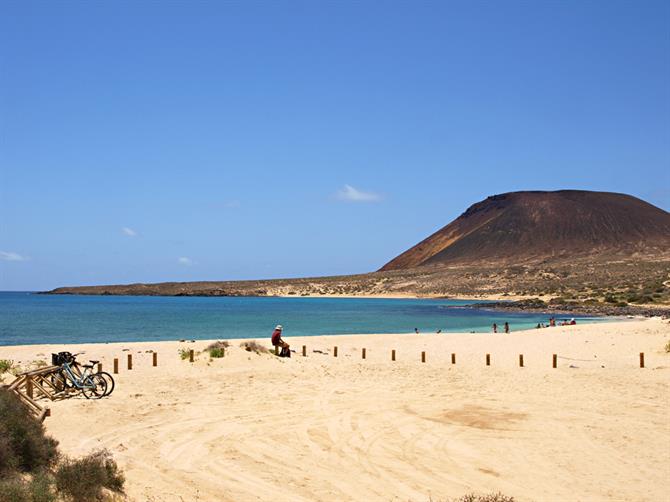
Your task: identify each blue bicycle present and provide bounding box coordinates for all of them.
[51,352,107,399]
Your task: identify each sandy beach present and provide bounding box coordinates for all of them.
[1,318,669,501]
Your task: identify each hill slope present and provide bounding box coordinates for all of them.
[381,190,670,271]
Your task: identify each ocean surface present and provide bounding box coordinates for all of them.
[0,292,608,346]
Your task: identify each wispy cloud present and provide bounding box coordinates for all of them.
[122,227,137,237]
[178,257,194,266]
[0,251,29,262]
[335,184,381,203]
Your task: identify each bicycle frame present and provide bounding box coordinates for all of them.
[60,361,96,389]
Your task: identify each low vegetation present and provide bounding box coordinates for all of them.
[454,494,515,502]
[0,388,124,501]
[240,341,268,354]
[178,348,192,360]
[0,359,14,373]
[665,340,670,353]
[206,341,229,358]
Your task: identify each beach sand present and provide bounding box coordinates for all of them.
[1,319,669,501]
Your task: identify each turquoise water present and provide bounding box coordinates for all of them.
[0,292,605,346]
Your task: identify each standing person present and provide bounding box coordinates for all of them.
[271,325,290,357]
[504,322,510,334]
[492,323,498,333]
[414,327,419,334]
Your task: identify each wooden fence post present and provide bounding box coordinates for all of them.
[153,352,158,367]
[451,353,456,364]
[26,377,33,399]
[519,354,524,367]
[113,358,119,374]
[639,352,644,368]
[274,346,278,356]
[302,345,306,357]
[421,351,426,363]
[189,349,194,363]
[486,354,490,366]
[362,348,366,359]
[333,346,338,357]
[97,363,102,373]
[127,354,132,370]
[391,349,396,361]
[552,354,557,368]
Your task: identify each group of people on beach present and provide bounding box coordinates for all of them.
[536,317,577,329]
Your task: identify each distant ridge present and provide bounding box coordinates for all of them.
[381,190,670,271]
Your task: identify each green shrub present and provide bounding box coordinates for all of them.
[29,471,57,502]
[209,348,225,358]
[206,341,228,358]
[0,388,59,473]
[0,478,31,502]
[55,450,124,501]
[178,348,192,360]
[0,359,14,373]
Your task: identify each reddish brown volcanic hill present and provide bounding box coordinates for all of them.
[381,190,670,271]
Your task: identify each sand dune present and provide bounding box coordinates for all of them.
[1,319,669,501]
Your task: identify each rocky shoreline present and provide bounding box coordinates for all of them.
[468,299,670,318]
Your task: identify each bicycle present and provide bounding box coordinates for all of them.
[52,351,115,397]
[50,352,108,399]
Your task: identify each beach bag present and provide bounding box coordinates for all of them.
[280,347,291,358]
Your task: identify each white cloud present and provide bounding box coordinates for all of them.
[122,227,137,237]
[178,257,194,266]
[0,251,28,262]
[335,184,381,202]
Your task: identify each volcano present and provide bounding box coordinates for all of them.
[380,190,670,271]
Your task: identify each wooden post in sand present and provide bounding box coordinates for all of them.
[127,354,133,370]
[486,354,490,366]
[189,349,194,363]
[113,358,119,374]
[26,377,33,399]
[391,349,396,361]
[362,348,366,359]
[333,346,338,357]
[519,354,524,367]
[552,354,557,368]
[302,345,306,357]
[421,351,426,363]
[451,353,456,364]
[153,352,158,367]
[97,363,102,373]
[274,346,278,356]
[639,352,645,368]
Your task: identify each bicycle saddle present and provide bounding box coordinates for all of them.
[89,360,100,364]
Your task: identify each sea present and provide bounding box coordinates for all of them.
[0,291,610,346]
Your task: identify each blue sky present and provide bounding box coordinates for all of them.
[1,1,669,291]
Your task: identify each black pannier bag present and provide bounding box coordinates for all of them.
[51,352,74,365]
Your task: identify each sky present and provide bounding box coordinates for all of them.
[1,1,669,291]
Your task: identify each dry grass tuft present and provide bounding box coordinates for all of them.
[240,341,268,354]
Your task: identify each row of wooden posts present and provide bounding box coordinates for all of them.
[107,349,648,370]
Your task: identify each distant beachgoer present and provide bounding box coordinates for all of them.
[492,323,498,334]
[536,323,541,329]
[414,328,419,334]
[570,318,576,325]
[271,325,290,357]
[436,329,442,334]
[549,317,556,327]
[504,322,510,334]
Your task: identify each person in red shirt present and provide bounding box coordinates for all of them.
[271,325,290,357]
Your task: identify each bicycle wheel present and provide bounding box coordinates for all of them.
[81,374,107,399]
[96,371,115,396]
